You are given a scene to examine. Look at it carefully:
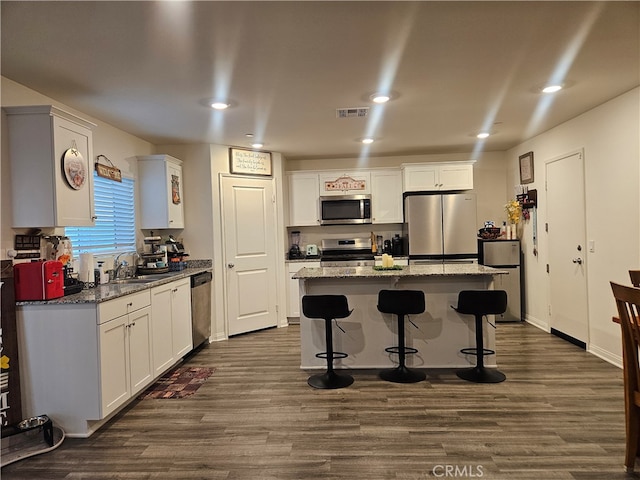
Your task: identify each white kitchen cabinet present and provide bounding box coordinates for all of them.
[138,154,185,229]
[402,162,474,191]
[4,105,96,228]
[287,261,321,320]
[98,305,152,417]
[150,278,192,376]
[287,172,320,226]
[319,171,371,195]
[371,169,403,224]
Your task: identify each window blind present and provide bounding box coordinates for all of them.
[65,173,136,257]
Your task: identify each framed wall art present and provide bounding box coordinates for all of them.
[229,148,272,176]
[519,151,534,184]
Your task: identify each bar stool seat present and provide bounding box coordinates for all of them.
[378,289,426,383]
[452,289,507,383]
[302,295,354,389]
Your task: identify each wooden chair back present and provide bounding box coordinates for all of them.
[629,270,640,287]
[610,281,640,471]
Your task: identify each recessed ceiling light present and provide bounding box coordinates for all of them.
[370,93,391,104]
[251,143,264,149]
[362,138,374,144]
[477,132,490,139]
[210,102,230,110]
[541,85,563,94]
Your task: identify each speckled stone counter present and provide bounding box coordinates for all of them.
[293,263,505,280]
[16,262,212,306]
[295,263,507,370]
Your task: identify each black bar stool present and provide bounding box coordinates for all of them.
[452,289,507,383]
[378,289,426,383]
[302,295,354,389]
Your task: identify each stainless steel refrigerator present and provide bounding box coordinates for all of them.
[404,192,478,262]
[478,239,522,322]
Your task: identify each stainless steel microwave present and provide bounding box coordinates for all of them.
[320,195,372,225]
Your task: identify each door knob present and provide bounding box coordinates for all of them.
[227,263,235,269]
[572,258,583,264]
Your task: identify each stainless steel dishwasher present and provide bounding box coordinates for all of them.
[191,271,212,348]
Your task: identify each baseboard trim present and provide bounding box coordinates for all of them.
[589,344,622,369]
[550,328,587,350]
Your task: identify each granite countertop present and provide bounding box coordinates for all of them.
[285,257,322,263]
[17,263,212,306]
[292,263,507,279]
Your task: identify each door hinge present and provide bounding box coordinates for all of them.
[545,222,548,233]
[546,264,549,273]
[548,304,552,317]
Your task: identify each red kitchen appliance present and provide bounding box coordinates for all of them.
[14,260,64,301]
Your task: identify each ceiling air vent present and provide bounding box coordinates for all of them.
[336,107,369,119]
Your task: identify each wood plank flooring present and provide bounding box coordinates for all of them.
[3,322,638,479]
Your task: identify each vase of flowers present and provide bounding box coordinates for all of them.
[505,199,522,239]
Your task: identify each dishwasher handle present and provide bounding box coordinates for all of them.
[191,271,212,288]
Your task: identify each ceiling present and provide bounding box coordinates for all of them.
[2,1,639,160]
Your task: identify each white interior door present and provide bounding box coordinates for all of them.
[221,176,278,336]
[546,150,589,345]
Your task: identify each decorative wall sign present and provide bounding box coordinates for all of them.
[95,154,122,182]
[171,174,181,205]
[229,148,272,176]
[62,146,87,190]
[519,151,534,184]
[324,175,366,191]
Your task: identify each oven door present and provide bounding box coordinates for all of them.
[320,195,371,225]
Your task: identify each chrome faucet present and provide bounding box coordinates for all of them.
[112,251,139,280]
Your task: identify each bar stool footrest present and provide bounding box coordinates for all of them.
[385,346,419,355]
[315,351,348,360]
[460,347,495,356]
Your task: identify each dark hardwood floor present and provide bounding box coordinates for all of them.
[3,322,637,479]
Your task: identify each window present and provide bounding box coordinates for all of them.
[65,173,136,257]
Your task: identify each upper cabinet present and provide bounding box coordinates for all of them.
[287,172,320,226]
[402,162,474,192]
[137,155,184,229]
[371,169,403,224]
[4,105,96,228]
[318,171,371,196]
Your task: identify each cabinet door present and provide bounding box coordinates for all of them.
[166,160,185,228]
[402,165,439,191]
[371,170,403,224]
[99,316,130,417]
[150,285,175,376]
[128,306,153,394]
[439,163,474,190]
[171,279,193,358]
[288,173,320,226]
[287,262,320,318]
[319,171,371,195]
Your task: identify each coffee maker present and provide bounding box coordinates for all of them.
[288,230,304,259]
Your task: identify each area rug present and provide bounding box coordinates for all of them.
[138,366,215,400]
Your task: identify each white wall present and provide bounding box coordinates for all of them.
[1,76,154,261]
[505,87,640,366]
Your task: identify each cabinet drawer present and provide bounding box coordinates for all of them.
[98,290,151,324]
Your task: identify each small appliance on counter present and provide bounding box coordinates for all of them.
[165,235,189,271]
[139,235,170,274]
[305,244,319,258]
[14,260,64,301]
[288,230,304,259]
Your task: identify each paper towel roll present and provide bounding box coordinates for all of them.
[79,253,94,283]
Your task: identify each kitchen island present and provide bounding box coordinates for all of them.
[293,264,507,370]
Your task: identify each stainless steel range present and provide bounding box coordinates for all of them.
[320,238,375,267]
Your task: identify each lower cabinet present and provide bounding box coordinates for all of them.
[99,305,152,417]
[287,261,320,320]
[150,278,193,376]
[16,276,195,437]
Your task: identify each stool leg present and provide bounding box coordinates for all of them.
[308,318,354,389]
[456,314,506,383]
[380,314,426,383]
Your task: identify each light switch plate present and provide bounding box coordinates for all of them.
[588,240,595,253]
